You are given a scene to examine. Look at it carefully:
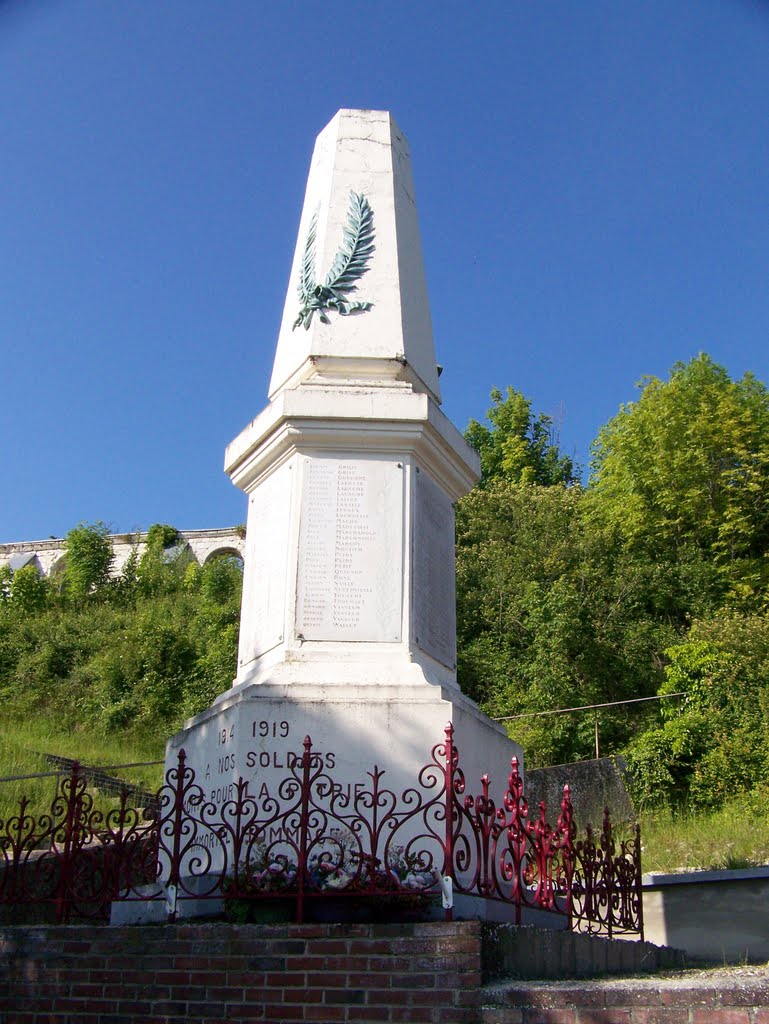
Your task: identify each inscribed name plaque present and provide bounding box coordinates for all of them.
[238,461,293,668]
[296,457,403,642]
[413,467,456,668]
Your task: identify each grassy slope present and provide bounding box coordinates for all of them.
[639,792,769,874]
[0,716,166,821]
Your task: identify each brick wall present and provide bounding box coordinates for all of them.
[0,921,482,1024]
[3,922,768,1024]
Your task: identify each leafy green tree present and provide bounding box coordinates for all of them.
[455,366,769,772]
[144,524,180,550]
[0,565,12,602]
[137,524,184,596]
[64,522,113,598]
[455,479,669,766]
[622,711,712,809]
[588,354,769,606]
[626,610,769,807]
[199,555,243,606]
[465,387,577,486]
[9,565,48,613]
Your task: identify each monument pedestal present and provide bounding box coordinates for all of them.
[165,678,522,920]
[168,680,520,821]
[165,376,523,820]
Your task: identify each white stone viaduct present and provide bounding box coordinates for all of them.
[0,527,245,578]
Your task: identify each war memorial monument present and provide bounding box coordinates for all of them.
[165,109,522,857]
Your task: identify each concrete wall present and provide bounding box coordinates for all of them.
[525,756,635,829]
[643,866,769,963]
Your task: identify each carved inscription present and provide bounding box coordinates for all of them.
[199,716,237,810]
[244,716,353,844]
[413,468,456,668]
[245,720,335,777]
[238,462,292,667]
[296,458,403,641]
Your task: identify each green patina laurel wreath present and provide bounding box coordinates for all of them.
[293,191,375,330]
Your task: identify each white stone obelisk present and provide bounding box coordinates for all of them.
[166,111,521,866]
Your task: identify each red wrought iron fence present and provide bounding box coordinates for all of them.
[0,726,643,938]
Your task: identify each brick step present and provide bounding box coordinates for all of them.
[478,974,769,1022]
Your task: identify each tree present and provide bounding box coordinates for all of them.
[9,565,48,613]
[456,361,769,777]
[64,522,113,598]
[455,479,669,766]
[199,555,244,606]
[137,524,183,596]
[625,610,769,807]
[465,387,577,486]
[588,354,769,606]
[0,565,12,602]
[455,385,693,766]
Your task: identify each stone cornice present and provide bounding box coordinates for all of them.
[225,387,480,500]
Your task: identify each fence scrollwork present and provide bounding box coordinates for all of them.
[0,730,643,938]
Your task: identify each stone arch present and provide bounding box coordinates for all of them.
[203,547,244,567]
[49,554,67,577]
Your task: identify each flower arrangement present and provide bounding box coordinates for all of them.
[224,833,439,923]
[305,837,438,895]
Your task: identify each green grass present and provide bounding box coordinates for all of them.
[639,789,769,873]
[0,716,165,823]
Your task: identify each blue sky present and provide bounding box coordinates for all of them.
[2,0,768,542]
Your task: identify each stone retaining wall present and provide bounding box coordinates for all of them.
[524,756,634,829]
[643,867,769,962]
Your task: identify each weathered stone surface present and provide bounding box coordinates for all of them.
[412,466,457,669]
[166,679,522,882]
[238,460,293,666]
[525,757,635,830]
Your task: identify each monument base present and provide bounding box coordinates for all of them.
[163,681,523,922]
[166,681,523,816]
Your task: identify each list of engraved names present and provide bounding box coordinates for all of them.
[297,458,402,641]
